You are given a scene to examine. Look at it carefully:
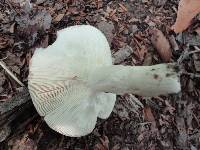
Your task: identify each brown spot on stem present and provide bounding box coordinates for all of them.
[166,73,175,77]
[153,74,159,79]
[166,73,171,77]
[167,64,171,69]
[167,64,180,72]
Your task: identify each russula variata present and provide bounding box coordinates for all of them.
[28,25,181,137]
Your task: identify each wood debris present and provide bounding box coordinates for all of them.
[150,28,172,62]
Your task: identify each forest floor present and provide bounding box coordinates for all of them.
[0,0,200,149]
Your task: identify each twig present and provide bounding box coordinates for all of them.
[0,55,8,61]
[181,72,200,78]
[186,48,200,56]
[194,46,200,51]
[138,122,152,126]
[0,60,24,86]
[178,46,200,78]
[178,46,200,64]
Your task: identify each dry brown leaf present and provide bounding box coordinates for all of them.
[143,105,157,129]
[172,0,200,33]
[67,7,79,15]
[118,3,127,12]
[94,136,109,150]
[109,9,117,17]
[150,28,172,62]
[100,136,109,149]
[137,45,147,61]
[54,13,65,22]
[143,106,155,123]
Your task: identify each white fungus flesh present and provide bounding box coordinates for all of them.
[28,25,181,137]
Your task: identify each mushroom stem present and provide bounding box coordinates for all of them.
[88,63,181,96]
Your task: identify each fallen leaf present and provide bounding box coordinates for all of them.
[109,9,117,17]
[137,45,147,61]
[67,7,79,15]
[143,106,156,127]
[100,136,109,148]
[172,0,200,33]
[118,3,127,12]
[95,136,109,150]
[54,13,65,22]
[150,28,172,62]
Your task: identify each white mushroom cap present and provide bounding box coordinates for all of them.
[28,25,181,137]
[28,25,116,137]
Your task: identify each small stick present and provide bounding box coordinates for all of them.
[138,122,152,126]
[178,46,200,78]
[181,72,200,78]
[178,46,200,64]
[194,46,200,51]
[187,47,200,56]
[0,60,24,86]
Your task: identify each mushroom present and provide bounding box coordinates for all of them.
[28,25,181,137]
